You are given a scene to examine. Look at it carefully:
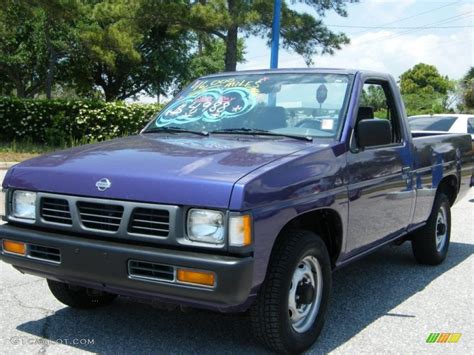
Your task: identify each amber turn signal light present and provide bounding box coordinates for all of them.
[177,268,215,287]
[2,239,26,255]
[229,214,252,247]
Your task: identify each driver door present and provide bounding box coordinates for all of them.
[345,78,415,255]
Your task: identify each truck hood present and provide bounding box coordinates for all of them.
[4,134,311,208]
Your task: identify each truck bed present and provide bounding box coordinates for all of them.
[411,132,473,214]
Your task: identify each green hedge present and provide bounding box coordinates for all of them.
[0,97,163,146]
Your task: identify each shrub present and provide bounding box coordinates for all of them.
[0,97,163,147]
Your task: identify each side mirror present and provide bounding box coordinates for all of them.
[356,119,392,149]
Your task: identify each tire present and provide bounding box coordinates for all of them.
[250,229,332,354]
[412,193,451,265]
[47,280,117,309]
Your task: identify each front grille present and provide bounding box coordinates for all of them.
[40,198,72,225]
[35,193,178,244]
[129,208,170,237]
[28,244,61,263]
[128,260,174,282]
[77,201,124,232]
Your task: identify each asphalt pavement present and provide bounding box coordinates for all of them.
[1,168,472,354]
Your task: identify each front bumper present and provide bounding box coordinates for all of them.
[0,224,254,312]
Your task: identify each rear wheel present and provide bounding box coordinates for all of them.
[47,280,117,309]
[412,193,451,265]
[250,229,332,353]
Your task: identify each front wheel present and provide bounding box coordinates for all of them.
[250,229,332,353]
[412,193,451,265]
[47,280,117,309]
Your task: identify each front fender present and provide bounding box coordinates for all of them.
[230,143,349,288]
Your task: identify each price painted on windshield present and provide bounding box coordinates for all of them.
[156,88,256,127]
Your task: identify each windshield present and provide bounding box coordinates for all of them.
[408,116,457,131]
[145,73,353,139]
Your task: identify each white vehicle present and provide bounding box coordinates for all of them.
[408,114,474,141]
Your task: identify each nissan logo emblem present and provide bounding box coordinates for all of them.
[96,178,112,192]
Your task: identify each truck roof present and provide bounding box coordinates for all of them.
[202,68,383,78]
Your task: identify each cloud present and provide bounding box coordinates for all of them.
[458,1,474,15]
[240,26,473,80]
[239,0,473,80]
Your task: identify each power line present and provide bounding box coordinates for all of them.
[354,11,473,47]
[375,1,462,25]
[328,25,472,29]
[348,0,462,36]
[244,3,471,63]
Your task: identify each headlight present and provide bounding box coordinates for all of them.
[0,190,6,219]
[12,190,37,220]
[229,214,252,247]
[187,209,224,244]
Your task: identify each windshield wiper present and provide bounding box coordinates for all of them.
[143,126,209,136]
[211,128,313,142]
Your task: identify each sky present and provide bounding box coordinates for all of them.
[239,0,473,80]
[137,0,473,103]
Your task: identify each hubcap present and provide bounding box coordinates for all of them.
[288,256,323,333]
[435,205,448,252]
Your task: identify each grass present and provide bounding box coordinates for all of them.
[0,141,60,162]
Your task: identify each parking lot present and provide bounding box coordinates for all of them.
[1,168,472,354]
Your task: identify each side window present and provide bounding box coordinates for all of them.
[468,117,474,134]
[357,80,402,145]
[360,84,388,119]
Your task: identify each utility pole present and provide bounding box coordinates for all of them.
[270,0,282,69]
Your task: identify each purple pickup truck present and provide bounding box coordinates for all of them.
[1,69,472,353]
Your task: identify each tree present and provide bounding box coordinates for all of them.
[145,0,354,72]
[0,0,355,100]
[361,85,387,116]
[0,1,49,98]
[0,0,80,98]
[458,67,474,112]
[187,37,246,80]
[399,63,454,115]
[0,1,200,101]
[401,91,447,116]
[0,72,15,96]
[64,0,147,100]
[54,1,197,101]
[29,0,81,99]
[68,1,250,100]
[400,63,452,96]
